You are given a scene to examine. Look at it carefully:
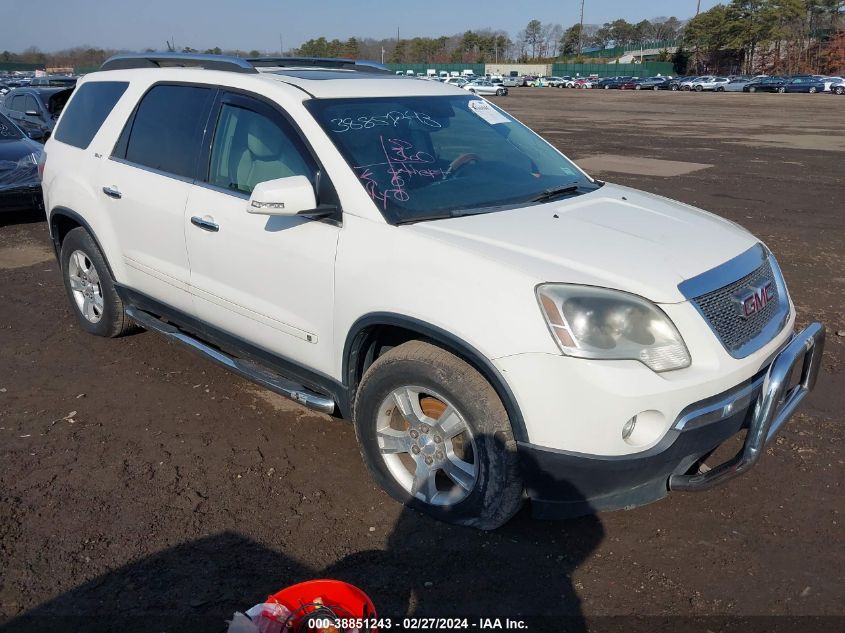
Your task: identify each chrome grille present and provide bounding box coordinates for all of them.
[692,259,781,355]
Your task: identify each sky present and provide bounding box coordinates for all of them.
[4,0,723,53]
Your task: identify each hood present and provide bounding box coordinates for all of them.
[406,183,758,303]
[0,137,41,191]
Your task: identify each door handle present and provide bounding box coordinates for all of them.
[190,216,219,232]
[102,185,122,199]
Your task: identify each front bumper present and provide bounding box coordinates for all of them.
[519,323,826,519]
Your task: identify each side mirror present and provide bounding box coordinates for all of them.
[25,128,45,141]
[247,175,316,217]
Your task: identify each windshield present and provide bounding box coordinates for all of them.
[306,95,599,223]
[0,112,23,140]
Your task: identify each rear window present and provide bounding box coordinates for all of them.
[120,84,213,179]
[54,81,128,149]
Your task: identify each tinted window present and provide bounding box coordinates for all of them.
[207,102,315,194]
[9,94,25,112]
[54,81,128,149]
[25,95,39,113]
[123,84,212,179]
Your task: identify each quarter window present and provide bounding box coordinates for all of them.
[9,94,25,112]
[54,81,128,149]
[207,102,315,194]
[122,84,213,179]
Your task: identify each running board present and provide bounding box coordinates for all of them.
[125,306,336,415]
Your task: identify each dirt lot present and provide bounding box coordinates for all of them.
[1,90,843,632]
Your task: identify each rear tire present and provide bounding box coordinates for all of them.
[778,87,786,93]
[354,341,523,530]
[60,227,133,338]
[809,86,817,94]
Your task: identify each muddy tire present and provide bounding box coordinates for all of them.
[60,227,132,338]
[354,340,523,530]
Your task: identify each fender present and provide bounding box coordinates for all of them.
[343,312,528,442]
[47,206,118,278]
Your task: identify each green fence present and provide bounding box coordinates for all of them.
[577,40,680,59]
[386,63,485,76]
[0,61,43,72]
[551,62,674,77]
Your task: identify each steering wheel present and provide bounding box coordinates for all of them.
[445,153,481,179]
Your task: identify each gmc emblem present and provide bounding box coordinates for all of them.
[733,281,775,319]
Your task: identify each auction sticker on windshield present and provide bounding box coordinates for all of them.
[468,99,509,125]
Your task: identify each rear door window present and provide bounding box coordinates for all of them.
[53,81,128,149]
[120,84,213,180]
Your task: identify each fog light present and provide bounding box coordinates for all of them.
[622,416,637,440]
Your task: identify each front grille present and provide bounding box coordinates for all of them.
[692,259,782,355]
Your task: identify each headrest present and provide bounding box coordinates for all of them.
[246,116,283,159]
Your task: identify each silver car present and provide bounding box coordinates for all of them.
[725,78,752,92]
[463,80,508,96]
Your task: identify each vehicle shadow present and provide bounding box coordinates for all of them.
[0,442,603,632]
[0,207,44,228]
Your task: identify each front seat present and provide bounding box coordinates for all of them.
[235,114,308,193]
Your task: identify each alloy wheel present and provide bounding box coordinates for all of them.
[67,249,104,323]
[375,386,478,506]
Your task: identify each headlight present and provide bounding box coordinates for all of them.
[536,284,691,372]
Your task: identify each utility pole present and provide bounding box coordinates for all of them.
[696,0,701,15]
[279,33,283,56]
[578,0,586,55]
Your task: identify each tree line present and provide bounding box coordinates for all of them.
[684,0,844,75]
[2,3,842,75]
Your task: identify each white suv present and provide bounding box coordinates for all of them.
[41,54,825,529]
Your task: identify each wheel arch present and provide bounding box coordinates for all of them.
[342,312,528,442]
[48,207,117,278]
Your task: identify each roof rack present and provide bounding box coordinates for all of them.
[100,53,257,73]
[99,53,391,75]
[247,57,391,74]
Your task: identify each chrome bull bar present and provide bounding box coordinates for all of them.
[669,322,826,491]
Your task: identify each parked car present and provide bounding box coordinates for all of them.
[0,86,74,140]
[743,77,786,92]
[620,79,643,90]
[778,76,826,93]
[521,75,538,86]
[463,79,508,96]
[30,75,79,88]
[501,76,521,88]
[443,77,468,88]
[669,75,695,90]
[596,76,632,89]
[41,53,825,529]
[572,77,595,89]
[820,76,845,92]
[636,77,672,90]
[680,76,709,91]
[725,78,752,92]
[692,77,731,91]
[831,80,845,95]
[0,111,44,212]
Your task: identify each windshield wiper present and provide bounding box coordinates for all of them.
[529,183,582,204]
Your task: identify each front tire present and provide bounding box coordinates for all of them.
[496,88,505,96]
[60,227,132,337]
[354,341,523,530]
